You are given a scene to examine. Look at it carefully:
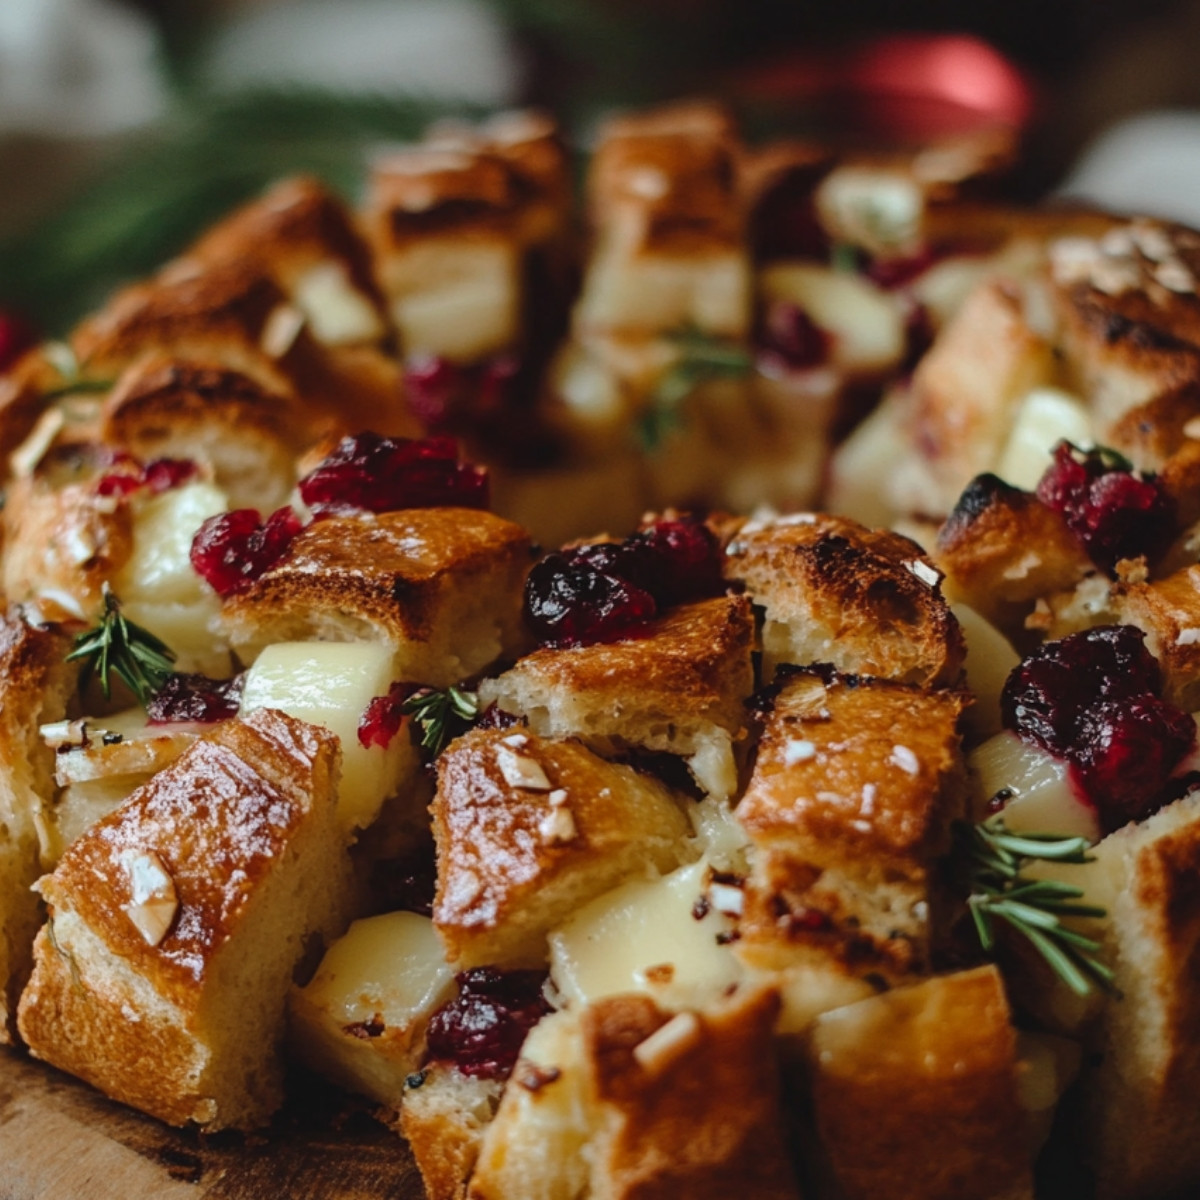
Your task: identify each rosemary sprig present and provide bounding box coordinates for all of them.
[957,816,1116,998]
[637,328,753,451]
[402,685,479,759]
[66,586,177,706]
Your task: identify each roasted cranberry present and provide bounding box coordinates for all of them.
[1001,625,1162,757]
[632,516,723,605]
[0,311,37,372]
[477,355,521,413]
[1036,441,1175,573]
[524,553,657,648]
[97,454,197,498]
[146,672,244,724]
[426,968,551,1080]
[865,247,939,290]
[297,433,488,516]
[358,680,411,749]
[404,357,462,429]
[758,302,831,371]
[1072,695,1196,834]
[189,506,302,598]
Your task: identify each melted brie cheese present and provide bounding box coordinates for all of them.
[548,859,741,1011]
[239,642,418,831]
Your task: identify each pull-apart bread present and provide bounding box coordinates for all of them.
[9,98,1200,1200]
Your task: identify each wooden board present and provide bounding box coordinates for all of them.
[0,1047,424,1200]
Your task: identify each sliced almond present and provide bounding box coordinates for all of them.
[120,849,179,947]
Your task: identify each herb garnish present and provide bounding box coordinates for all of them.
[957,816,1116,997]
[66,585,177,706]
[638,329,752,451]
[402,685,478,759]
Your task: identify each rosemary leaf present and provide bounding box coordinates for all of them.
[66,587,177,706]
[401,685,479,759]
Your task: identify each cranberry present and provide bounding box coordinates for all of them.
[97,455,197,498]
[523,516,723,648]
[758,302,831,371]
[404,357,463,429]
[865,246,939,290]
[477,355,520,414]
[146,673,245,724]
[297,433,488,516]
[1036,441,1175,573]
[189,506,302,598]
[1001,625,1162,758]
[1072,695,1196,834]
[524,553,657,648]
[0,311,38,372]
[358,681,411,749]
[632,517,723,605]
[426,968,551,1080]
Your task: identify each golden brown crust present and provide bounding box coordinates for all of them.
[17,708,344,1129]
[1112,564,1200,711]
[934,473,1093,636]
[0,614,75,1040]
[723,512,965,687]
[736,670,966,981]
[432,728,690,967]
[807,965,1033,1200]
[482,593,754,739]
[38,710,337,1006]
[581,987,800,1200]
[186,175,388,318]
[218,507,533,681]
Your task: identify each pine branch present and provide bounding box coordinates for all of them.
[957,816,1116,997]
[66,586,177,706]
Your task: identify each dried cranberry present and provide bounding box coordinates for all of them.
[97,454,197,498]
[1000,625,1162,758]
[297,433,488,516]
[524,553,657,648]
[189,506,302,598]
[1072,695,1196,834]
[865,246,939,290]
[426,968,551,1080]
[1036,442,1175,573]
[358,681,411,749]
[632,516,723,605]
[0,311,37,372]
[146,672,244,724]
[758,301,831,371]
[404,357,463,430]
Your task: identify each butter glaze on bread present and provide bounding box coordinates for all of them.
[218,507,533,683]
[433,728,692,968]
[17,708,349,1129]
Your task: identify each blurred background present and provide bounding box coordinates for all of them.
[6,0,1200,337]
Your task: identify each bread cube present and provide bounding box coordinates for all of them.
[735,669,967,1023]
[289,911,456,1107]
[218,508,534,685]
[722,512,965,687]
[0,618,75,1041]
[17,708,350,1129]
[1113,563,1200,711]
[477,594,755,800]
[433,728,691,968]
[806,966,1035,1200]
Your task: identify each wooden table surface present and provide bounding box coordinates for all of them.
[0,1047,424,1200]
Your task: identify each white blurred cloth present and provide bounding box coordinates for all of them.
[1059,110,1200,226]
[0,0,166,136]
[199,0,521,106]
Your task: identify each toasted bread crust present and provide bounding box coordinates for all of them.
[723,513,965,687]
[219,508,533,681]
[581,987,800,1200]
[807,966,1032,1200]
[432,728,690,967]
[935,473,1092,634]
